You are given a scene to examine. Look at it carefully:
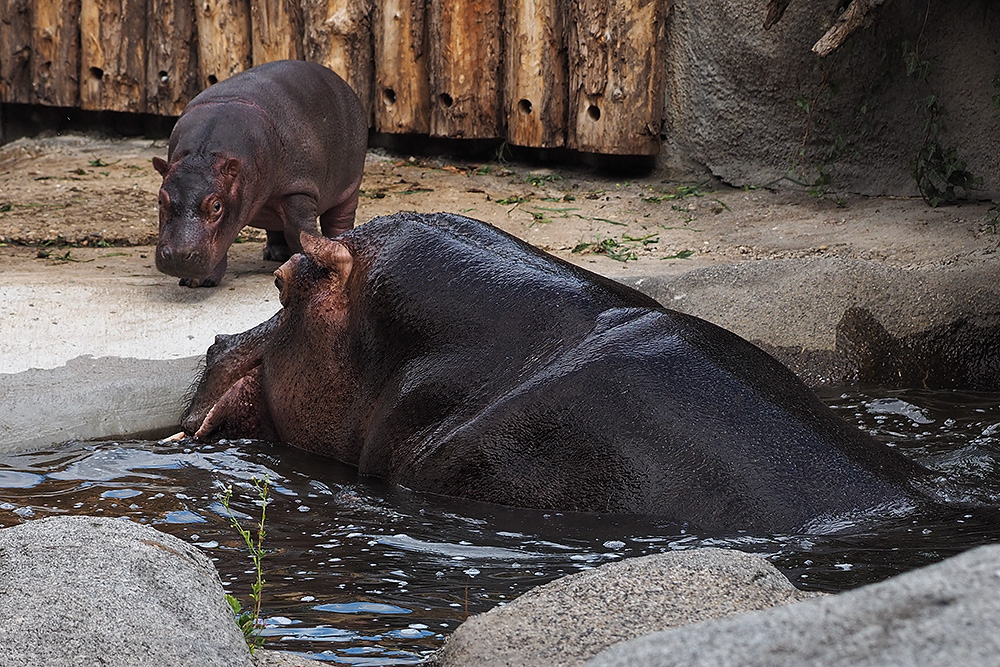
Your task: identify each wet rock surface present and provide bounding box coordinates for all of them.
[586,543,1000,667]
[429,549,818,667]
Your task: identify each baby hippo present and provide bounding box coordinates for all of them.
[153,60,367,287]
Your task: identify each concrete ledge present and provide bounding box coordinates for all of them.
[0,355,200,452]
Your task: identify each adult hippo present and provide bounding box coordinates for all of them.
[183,212,942,533]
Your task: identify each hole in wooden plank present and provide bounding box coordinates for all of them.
[439,93,454,108]
[587,104,601,121]
[383,88,397,106]
[518,99,532,115]
[207,75,218,86]
[89,67,104,81]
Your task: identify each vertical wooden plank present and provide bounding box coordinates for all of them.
[0,0,32,103]
[567,0,667,155]
[427,0,503,139]
[373,0,430,134]
[195,0,252,87]
[251,0,303,65]
[303,0,374,120]
[31,0,81,107]
[503,0,566,148]
[147,0,199,116]
[80,0,147,112]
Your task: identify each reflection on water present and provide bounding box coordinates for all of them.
[2,387,1000,663]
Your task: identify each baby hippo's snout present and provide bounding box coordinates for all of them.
[156,240,225,287]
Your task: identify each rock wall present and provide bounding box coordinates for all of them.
[663,0,1000,198]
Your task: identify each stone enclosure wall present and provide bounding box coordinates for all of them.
[665,0,1000,198]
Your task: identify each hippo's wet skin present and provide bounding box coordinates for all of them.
[183,212,941,533]
[153,60,367,287]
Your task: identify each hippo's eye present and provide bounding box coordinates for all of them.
[212,200,222,214]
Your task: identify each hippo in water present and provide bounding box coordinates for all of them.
[153,60,367,287]
[183,212,944,533]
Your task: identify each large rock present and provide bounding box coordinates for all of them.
[430,548,817,667]
[588,543,1000,666]
[0,516,251,666]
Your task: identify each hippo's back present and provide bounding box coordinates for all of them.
[347,213,931,533]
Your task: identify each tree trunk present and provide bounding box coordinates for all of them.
[80,0,147,112]
[147,0,199,115]
[373,0,430,134]
[303,0,374,120]
[195,0,251,88]
[0,0,32,103]
[31,0,80,107]
[427,0,503,139]
[251,0,303,64]
[566,0,666,155]
[503,0,566,148]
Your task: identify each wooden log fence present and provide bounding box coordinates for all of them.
[0,0,668,155]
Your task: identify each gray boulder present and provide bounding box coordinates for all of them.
[0,515,251,667]
[430,548,817,667]
[588,543,1000,666]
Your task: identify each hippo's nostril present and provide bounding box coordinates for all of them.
[159,246,172,261]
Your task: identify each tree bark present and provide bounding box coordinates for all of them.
[0,0,32,103]
[80,0,147,112]
[428,0,503,139]
[147,0,199,115]
[503,0,566,148]
[813,0,888,57]
[251,0,303,64]
[31,0,80,106]
[195,0,252,88]
[373,0,431,134]
[566,0,666,155]
[302,0,374,119]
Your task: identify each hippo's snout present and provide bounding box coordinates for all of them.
[155,240,218,283]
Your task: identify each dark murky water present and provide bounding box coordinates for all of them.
[3,387,1000,664]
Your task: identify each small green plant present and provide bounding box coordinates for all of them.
[903,16,982,206]
[572,233,658,262]
[496,195,529,205]
[523,172,563,187]
[641,183,705,204]
[220,477,270,653]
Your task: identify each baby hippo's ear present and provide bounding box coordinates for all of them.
[299,232,353,287]
[152,156,169,177]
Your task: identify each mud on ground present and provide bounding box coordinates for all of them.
[1,134,999,284]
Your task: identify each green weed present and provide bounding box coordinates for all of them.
[220,477,270,653]
[572,232,659,262]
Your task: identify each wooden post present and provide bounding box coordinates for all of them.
[0,0,32,103]
[32,0,80,107]
[251,0,303,65]
[303,0,374,120]
[503,0,566,148]
[567,0,667,155]
[427,0,503,139]
[373,0,430,134]
[80,0,147,112]
[195,0,252,88]
[147,0,199,115]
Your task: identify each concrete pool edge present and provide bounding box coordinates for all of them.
[0,355,200,452]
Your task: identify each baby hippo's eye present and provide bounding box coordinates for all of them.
[212,200,222,214]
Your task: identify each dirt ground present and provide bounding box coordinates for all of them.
[1,133,999,283]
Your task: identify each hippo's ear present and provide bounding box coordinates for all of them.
[152,156,169,177]
[223,158,241,178]
[300,232,353,287]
